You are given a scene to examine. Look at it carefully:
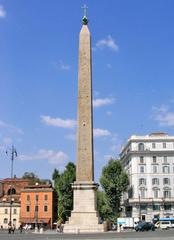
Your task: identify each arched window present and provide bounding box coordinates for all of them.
[153,187,159,198]
[7,188,16,195]
[138,143,144,151]
[163,187,171,199]
[139,187,146,198]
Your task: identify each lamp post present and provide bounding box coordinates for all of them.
[139,193,141,221]
[35,195,39,232]
[6,145,17,227]
[162,197,165,218]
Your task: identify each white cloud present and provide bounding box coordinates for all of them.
[95,35,119,52]
[94,90,100,97]
[41,115,76,129]
[65,133,76,141]
[2,137,12,145]
[0,120,23,134]
[93,98,115,108]
[19,149,69,165]
[59,64,70,71]
[0,5,6,18]
[153,105,174,127]
[53,60,70,71]
[106,63,112,68]
[93,128,111,138]
[106,111,112,116]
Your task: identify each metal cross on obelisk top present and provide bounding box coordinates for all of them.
[82,4,88,17]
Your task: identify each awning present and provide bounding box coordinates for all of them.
[20,218,51,224]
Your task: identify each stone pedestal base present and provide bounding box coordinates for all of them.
[63,182,107,233]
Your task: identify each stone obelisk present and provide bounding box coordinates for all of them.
[64,9,106,233]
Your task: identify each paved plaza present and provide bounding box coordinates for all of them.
[0,229,174,240]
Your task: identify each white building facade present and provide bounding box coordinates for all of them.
[120,132,174,222]
[0,202,20,229]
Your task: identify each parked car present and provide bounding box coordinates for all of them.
[155,221,160,229]
[160,221,171,230]
[135,222,155,232]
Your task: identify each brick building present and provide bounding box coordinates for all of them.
[20,183,57,229]
[0,178,31,228]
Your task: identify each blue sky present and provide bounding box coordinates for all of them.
[0,0,174,181]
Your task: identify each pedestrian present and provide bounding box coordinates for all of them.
[8,223,12,234]
[19,224,23,234]
[11,224,15,234]
[57,218,63,233]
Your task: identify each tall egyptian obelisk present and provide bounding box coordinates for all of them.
[64,7,106,233]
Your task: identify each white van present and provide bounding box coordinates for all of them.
[160,221,171,230]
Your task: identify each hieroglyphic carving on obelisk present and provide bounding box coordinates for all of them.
[76,6,94,182]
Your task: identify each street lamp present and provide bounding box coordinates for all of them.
[35,194,39,232]
[139,193,141,221]
[6,145,17,227]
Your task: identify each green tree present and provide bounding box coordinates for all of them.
[100,159,129,222]
[52,162,76,222]
[22,172,41,184]
[97,190,112,221]
[22,172,50,184]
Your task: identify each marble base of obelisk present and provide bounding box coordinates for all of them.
[63,182,107,233]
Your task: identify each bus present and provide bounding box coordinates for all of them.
[157,218,174,229]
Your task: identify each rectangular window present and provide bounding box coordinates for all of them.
[164,204,171,210]
[152,178,159,185]
[44,205,48,212]
[140,166,145,173]
[4,209,8,214]
[35,195,39,201]
[163,142,166,148]
[35,205,39,212]
[152,142,156,149]
[153,156,157,163]
[153,165,158,173]
[140,205,147,211]
[44,194,48,201]
[163,178,170,185]
[4,218,8,224]
[164,156,168,163]
[140,156,144,164]
[13,209,17,214]
[153,204,160,211]
[27,195,30,201]
[26,206,30,212]
[139,178,146,185]
[163,166,170,173]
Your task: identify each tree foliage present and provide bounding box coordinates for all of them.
[22,172,41,184]
[22,172,51,185]
[100,159,129,222]
[97,190,112,221]
[52,162,76,222]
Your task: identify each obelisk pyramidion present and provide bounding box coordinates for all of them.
[63,7,106,233]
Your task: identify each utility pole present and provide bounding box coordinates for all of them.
[6,145,17,227]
